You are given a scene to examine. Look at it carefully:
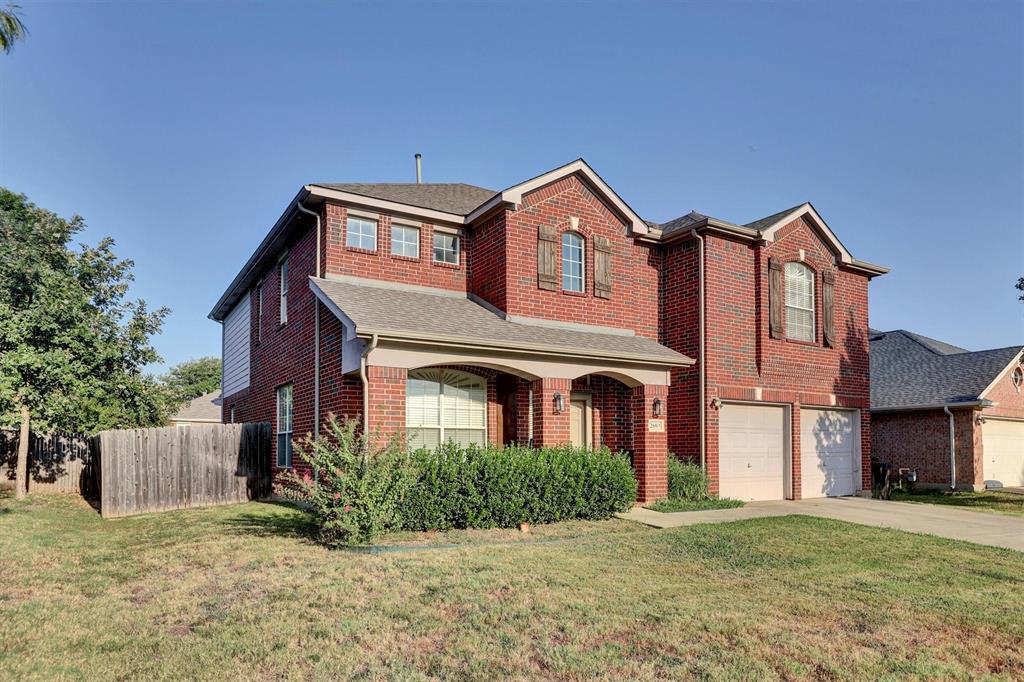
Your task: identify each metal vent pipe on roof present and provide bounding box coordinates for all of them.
[415,153,422,184]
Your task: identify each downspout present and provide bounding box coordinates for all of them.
[943,405,957,491]
[690,229,706,469]
[295,201,322,441]
[360,334,379,436]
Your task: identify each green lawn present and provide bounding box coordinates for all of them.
[645,498,745,513]
[1,493,1021,680]
[891,489,1024,517]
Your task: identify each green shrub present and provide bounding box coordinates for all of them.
[667,456,710,501]
[274,419,414,547]
[403,443,637,531]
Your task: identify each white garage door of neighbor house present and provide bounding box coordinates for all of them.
[983,419,1024,488]
[719,403,786,501]
[800,408,859,499]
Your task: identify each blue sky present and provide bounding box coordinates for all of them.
[2,1,1021,372]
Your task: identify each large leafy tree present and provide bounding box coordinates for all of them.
[160,356,222,410]
[0,188,169,498]
[1,3,28,54]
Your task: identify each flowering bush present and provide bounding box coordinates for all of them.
[275,418,413,547]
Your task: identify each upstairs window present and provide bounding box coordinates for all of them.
[346,215,378,251]
[279,258,289,325]
[276,384,293,468]
[391,224,420,258]
[562,232,585,292]
[433,231,459,265]
[785,262,815,342]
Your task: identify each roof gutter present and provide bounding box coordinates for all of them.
[208,187,309,321]
[870,399,993,414]
[943,405,958,491]
[354,331,695,368]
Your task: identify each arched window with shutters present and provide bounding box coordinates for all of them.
[406,369,487,450]
[562,232,585,292]
[784,262,816,342]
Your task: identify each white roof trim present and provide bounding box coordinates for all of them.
[978,348,1024,401]
[305,185,467,225]
[757,203,853,264]
[491,159,649,235]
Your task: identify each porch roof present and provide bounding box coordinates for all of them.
[310,276,693,367]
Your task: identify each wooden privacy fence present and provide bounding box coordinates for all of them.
[1,430,97,496]
[98,423,271,518]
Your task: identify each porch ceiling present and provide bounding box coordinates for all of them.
[310,276,693,368]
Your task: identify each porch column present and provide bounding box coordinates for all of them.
[632,384,669,502]
[531,377,571,446]
[365,365,407,446]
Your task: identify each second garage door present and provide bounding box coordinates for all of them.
[800,408,858,498]
[983,419,1024,488]
[719,403,786,501]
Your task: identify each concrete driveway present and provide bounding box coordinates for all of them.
[618,497,1024,552]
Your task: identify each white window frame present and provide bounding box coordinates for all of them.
[276,384,293,468]
[256,281,263,342]
[785,262,815,342]
[346,215,378,251]
[433,231,459,265]
[406,369,486,450]
[561,231,585,292]
[279,258,289,325]
[391,223,420,259]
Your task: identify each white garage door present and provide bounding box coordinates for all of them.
[983,419,1024,488]
[800,408,859,498]
[719,403,786,501]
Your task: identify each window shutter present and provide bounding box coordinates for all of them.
[594,237,612,299]
[769,257,783,339]
[537,225,559,291]
[822,270,836,348]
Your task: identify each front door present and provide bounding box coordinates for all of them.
[569,397,589,447]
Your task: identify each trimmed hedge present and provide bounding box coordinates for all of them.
[404,442,638,531]
[277,418,638,545]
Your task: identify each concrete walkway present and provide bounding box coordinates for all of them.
[616,497,1024,552]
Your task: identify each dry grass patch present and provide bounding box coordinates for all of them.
[1,491,1021,680]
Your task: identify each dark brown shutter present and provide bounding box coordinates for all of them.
[769,257,783,338]
[822,269,836,348]
[537,225,559,290]
[594,237,612,299]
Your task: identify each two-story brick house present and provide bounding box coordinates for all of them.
[210,159,887,502]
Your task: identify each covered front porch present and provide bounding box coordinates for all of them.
[311,276,693,502]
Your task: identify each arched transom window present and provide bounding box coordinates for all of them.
[785,262,815,342]
[562,232,585,292]
[406,369,487,450]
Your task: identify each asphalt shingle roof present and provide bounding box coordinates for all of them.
[743,203,807,231]
[169,391,222,422]
[870,329,1022,410]
[311,277,692,366]
[311,183,497,215]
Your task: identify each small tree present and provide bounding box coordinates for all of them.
[275,418,413,547]
[160,356,222,409]
[0,189,168,498]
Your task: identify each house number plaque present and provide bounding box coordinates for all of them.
[648,419,665,433]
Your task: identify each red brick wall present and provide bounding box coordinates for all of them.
[502,176,661,338]
[221,219,320,477]
[982,355,1024,420]
[662,216,874,497]
[872,409,982,488]
[466,212,507,311]
[323,203,467,291]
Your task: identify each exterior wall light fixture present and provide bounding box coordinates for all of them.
[652,398,664,417]
[553,392,565,414]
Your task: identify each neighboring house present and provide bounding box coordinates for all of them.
[168,391,223,427]
[870,329,1024,490]
[209,158,886,502]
